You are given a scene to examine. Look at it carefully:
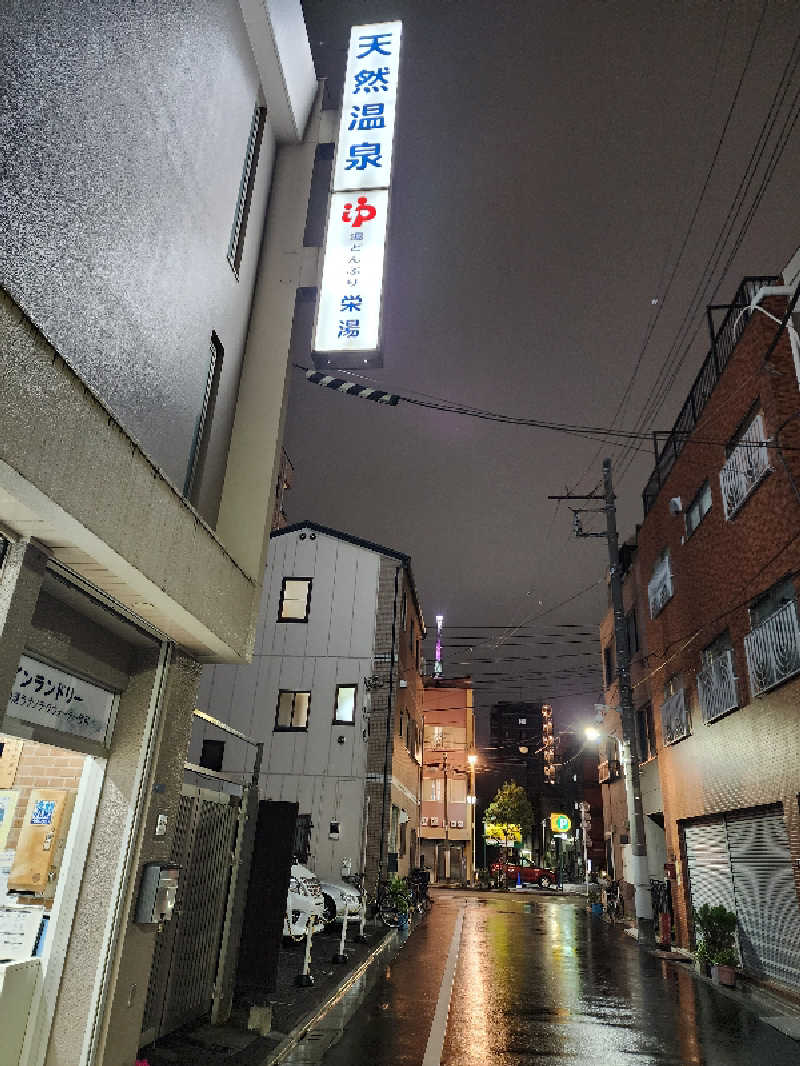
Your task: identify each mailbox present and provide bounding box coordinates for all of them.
[134,863,180,925]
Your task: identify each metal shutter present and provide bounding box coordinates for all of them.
[727,810,800,988]
[685,821,736,914]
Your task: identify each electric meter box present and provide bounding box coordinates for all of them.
[135,863,180,925]
[8,789,75,899]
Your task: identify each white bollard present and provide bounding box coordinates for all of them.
[356,891,368,942]
[295,918,314,986]
[333,908,350,963]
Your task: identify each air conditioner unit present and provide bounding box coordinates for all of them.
[457,820,464,829]
[429,816,439,827]
[450,819,457,828]
[421,816,428,826]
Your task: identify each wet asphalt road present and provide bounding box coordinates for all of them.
[315,890,800,1065]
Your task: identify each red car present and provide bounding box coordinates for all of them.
[490,858,557,888]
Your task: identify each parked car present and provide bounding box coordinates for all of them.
[283,863,325,937]
[319,879,362,924]
[490,857,557,888]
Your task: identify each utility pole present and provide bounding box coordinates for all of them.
[549,458,654,942]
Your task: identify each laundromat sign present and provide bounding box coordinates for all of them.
[7,654,117,745]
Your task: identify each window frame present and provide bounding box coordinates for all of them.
[227,103,267,278]
[274,689,311,732]
[333,683,357,725]
[636,703,656,763]
[685,480,712,537]
[278,577,313,623]
[603,643,615,688]
[625,608,639,657]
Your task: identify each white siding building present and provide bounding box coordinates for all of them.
[193,522,426,884]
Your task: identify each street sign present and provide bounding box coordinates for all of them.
[550,812,571,833]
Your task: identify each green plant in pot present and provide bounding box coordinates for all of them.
[693,904,738,986]
[389,876,411,925]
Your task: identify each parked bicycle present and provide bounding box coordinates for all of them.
[606,879,624,923]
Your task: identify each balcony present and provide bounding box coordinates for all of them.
[661,688,690,745]
[648,556,674,618]
[744,601,800,698]
[719,414,771,519]
[598,759,620,784]
[696,650,738,724]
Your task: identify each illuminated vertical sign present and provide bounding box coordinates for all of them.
[313,21,402,364]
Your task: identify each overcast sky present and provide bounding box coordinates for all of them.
[287,0,800,731]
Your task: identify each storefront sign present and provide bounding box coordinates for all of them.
[7,655,116,746]
[313,21,402,363]
[0,905,43,960]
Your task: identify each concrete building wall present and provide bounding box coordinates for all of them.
[0,0,277,513]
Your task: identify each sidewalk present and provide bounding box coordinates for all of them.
[586,900,800,1043]
[140,918,405,1066]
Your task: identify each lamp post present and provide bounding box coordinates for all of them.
[467,752,477,882]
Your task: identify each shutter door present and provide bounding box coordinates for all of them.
[727,810,800,988]
[685,821,736,914]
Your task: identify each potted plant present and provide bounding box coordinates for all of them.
[693,904,738,986]
[388,876,411,929]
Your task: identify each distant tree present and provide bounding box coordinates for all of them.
[485,781,534,837]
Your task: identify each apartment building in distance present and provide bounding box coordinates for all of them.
[0,4,319,1063]
[598,254,800,992]
[193,522,426,889]
[420,678,476,883]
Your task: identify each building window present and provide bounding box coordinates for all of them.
[398,711,404,737]
[415,638,420,671]
[275,690,310,731]
[603,643,615,688]
[401,590,408,630]
[399,819,407,856]
[749,577,796,627]
[449,778,467,804]
[697,631,737,724]
[425,778,443,802]
[200,738,225,772]
[626,608,639,657]
[185,331,224,506]
[278,577,312,622]
[636,704,655,762]
[686,481,712,536]
[228,103,267,277]
[744,577,800,697]
[389,805,399,853]
[648,548,674,618]
[660,674,690,746]
[409,619,414,652]
[432,726,444,749]
[334,685,356,724]
[720,411,771,519]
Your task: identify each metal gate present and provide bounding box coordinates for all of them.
[141,786,240,1041]
[685,807,800,988]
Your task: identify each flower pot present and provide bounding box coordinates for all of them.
[717,964,736,987]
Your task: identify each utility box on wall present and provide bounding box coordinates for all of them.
[8,788,75,898]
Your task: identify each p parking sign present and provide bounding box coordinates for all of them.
[550,812,571,833]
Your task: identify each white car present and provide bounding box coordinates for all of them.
[319,879,362,924]
[283,864,325,938]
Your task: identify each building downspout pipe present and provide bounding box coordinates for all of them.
[377,564,401,885]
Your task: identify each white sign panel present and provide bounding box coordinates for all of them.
[7,655,116,745]
[332,21,402,193]
[314,21,402,360]
[314,189,389,354]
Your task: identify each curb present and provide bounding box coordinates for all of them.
[260,926,400,1066]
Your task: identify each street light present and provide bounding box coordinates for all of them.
[467,752,477,882]
[584,726,601,742]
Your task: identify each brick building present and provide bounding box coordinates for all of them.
[598,260,800,991]
[420,678,476,883]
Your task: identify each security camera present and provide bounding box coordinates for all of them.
[669,497,682,515]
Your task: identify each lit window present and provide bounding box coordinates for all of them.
[278,578,312,621]
[334,685,356,724]
[686,481,712,536]
[425,778,443,802]
[275,690,310,731]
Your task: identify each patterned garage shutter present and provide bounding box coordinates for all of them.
[726,810,800,988]
[685,821,736,914]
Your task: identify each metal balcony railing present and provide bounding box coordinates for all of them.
[696,649,738,724]
[719,414,771,519]
[744,601,800,698]
[661,688,690,746]
[648,556,674,618]
[642,276,781,515]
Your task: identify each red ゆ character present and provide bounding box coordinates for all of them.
[341,196,376,228]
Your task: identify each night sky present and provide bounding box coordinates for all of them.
[288,0,800,732]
